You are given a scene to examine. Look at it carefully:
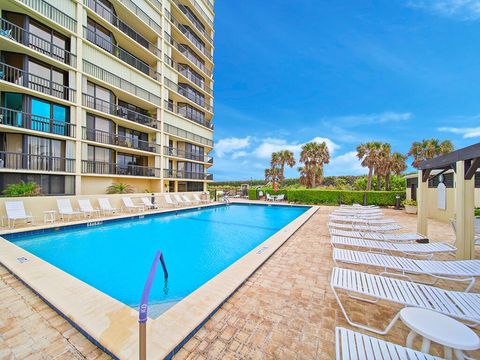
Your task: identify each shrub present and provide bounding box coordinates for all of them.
[402,199,417,207]
[3,181,41,197]
[475,208,480,217]
[248,189,257,200]
[106,183,134,194]
[287,189,405,206]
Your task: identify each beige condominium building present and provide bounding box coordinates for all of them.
[0,0,214,195]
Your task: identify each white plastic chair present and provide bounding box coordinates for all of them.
[331,235,456,258]
[193,193,208,204]
[333,248,480,291]
[329,227,427,242]
[78,199,101,218]
[57,199,82,221]
[174,194,186,206]
[266,193,273,201]
[329,215,396,225]
[122,197,144,212]
[164,194,178,207]
[140,197,158,209]
[98,198,118,215]
[328,221,402,232]
[335,327,443,360]
[4,200,34,227]
[181,195,193,204]
[331,267,480,335]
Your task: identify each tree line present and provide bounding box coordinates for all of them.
[264,138,454,190]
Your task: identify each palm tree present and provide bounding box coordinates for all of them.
[374,143,392,191]
[408,139,454,168]
[298,142,330,188]
[385,152,407,190]
[270,150,296,181]
[265,167,281,184]
[356,142,382,191]
[106,182,134,194]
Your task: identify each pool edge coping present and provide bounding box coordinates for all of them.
[0,201,318,360]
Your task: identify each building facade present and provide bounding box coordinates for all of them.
[0,0,214,195]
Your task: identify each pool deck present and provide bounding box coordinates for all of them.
[1,205,479,359]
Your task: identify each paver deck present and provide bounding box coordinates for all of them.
[1,206,479,359]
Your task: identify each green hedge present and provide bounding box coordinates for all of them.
[287,189,405,206]
[248,188,288,200]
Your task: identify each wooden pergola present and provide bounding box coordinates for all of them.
[417,142,480,260]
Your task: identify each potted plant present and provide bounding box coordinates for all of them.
[402,199,417,214]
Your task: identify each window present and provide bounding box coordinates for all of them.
[27,58,67,98]
[30,97,70,135]
[186,181,204,192]
[118,126,148,150]
[2,92,23,127]
[87,82,114,113]
[117,153,148,176]
[0,173,74,195]
[87,18,115,53]
[86,113,114,144]
[185,143,204,161]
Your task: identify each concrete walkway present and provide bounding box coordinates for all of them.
[1,207,478,359]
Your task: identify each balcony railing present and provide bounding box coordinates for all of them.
[19,0,77,32]
[0,151,75,172]
[164,168,213,180]
[82,127,160,153]
[0,62,75,101]
[164,78,213,112]
[83,27,159,80]
[165,9,211,60]
[164,54,213,95]
[172,0,214,44]
[82,160,161,177]
[164,123,213,147]
[83,0,161,57]
[1,18,76,66]
[165,32,211,77]
[118,0,162,34]
[163,146,212,163]
[164,100,212,129]
[177,0,213,29]
[82,93,159,129]
[0,107,75,137]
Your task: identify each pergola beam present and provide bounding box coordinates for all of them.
[465,158,480,180]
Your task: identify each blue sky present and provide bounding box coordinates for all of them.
[211,1,480,181]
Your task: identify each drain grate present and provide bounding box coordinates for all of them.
[16,257,29,263]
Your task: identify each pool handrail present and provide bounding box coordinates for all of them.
[139,250,168,360]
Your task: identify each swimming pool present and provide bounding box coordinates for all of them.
[5,203,308,316]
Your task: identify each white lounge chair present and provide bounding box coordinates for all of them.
[335,327,443,360]
[329,215,396,225]
[98,198,118,215]
[193,193,208,204]
[333,248,480,291]
[4,200,34,227]
[122,197,144,212]
[331,235,456,257]
[329,228,427,242]
[450,218,480,246]
[181,195,193,204]
[266,193,274,201]
[57,199,82,221]
[331,211,384,219]
[331,267,480,334]
[276,194,285,201]
[340,204,379,209]
[328,222,402,232]
[141,197,158,209]
[78,199,101,218]
[174,194,187,206]
[164,194,178,207]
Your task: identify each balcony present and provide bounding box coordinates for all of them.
[165,101,213,129]
[82,160,161,177]
[165,32,211,77]
[1,18,76,67]
[164,168,213,180]
[0,107,76,137]
[83,27,159,80]
[83,0,161,56]
[0,151,75,172]
[164,123,213,147]
[164,146,213,164]
[164,54,213,95]
[0,62,76,102]
[172,0,213,43]
[174,0,213,30]
[20,0,77,32]
[165,9,211,60]
[82,127,160,153]
[82,93,159,129]
[164,78,213,112]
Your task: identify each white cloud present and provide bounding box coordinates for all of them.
[326,151,366,176]
[214,137,251,157]
[231,151,248,159]
[253,136,340,159]
[438,126,480,138]
[407,0,480,20]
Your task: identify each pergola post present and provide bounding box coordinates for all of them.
[455,160,475,260]
[416,170,428,236]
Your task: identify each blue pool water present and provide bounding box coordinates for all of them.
[7,204,308,315]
